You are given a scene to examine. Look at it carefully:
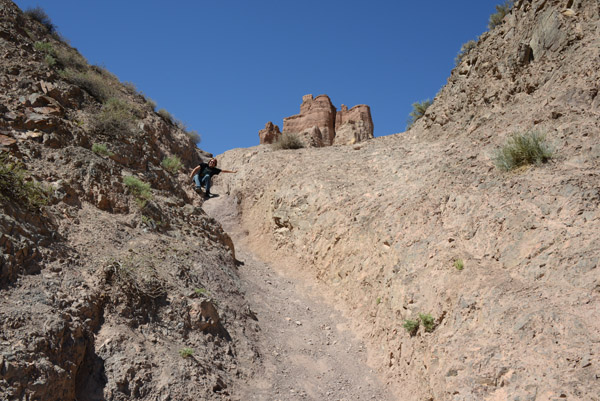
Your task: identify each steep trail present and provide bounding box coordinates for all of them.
[202,187,395,400]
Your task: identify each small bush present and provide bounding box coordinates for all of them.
[24,7,56,33]
[161,156,183,175]
[92,143,114,157]
[194,287,210,297]
[493,131,553,171]
[403,319,420,337]
[488,1,513,29]
[92,98,138,136]
[61,69,115,102]
[272,133,305,150]
[0,152,49,209]
[144,97,157,111]
[407,99,433,129]
[54,47,88,71]
[179,348,194,358]
[157,109,173,124]
[454,259,464,271]
[34,41,54,54]
[44,54,57,67]
[123,176,152,207]
[455,39,477,66]
[185,129,201,144]
[419,313,436,333]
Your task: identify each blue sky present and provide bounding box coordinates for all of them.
[15,0,504,156]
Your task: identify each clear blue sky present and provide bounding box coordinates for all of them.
[15,0,503,156]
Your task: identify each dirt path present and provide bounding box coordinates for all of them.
[203,190,395,401]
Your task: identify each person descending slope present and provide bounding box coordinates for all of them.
[190,158,236,198]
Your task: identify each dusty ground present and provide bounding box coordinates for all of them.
[204,187,395,401]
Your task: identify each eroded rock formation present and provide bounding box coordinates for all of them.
[259,94,374,146]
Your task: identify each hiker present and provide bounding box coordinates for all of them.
[189,158,236,198]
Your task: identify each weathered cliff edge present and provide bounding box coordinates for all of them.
[215,0,600,399]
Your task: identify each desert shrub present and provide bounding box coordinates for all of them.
[92,98,138,136]
[403,319,420,337]
[54,47,88,71]
[123,176,152,207]
[0,152,49,209]
[488,1,513,29]
[161,156,183,175]
[272,133,305,150]
[34,41,54,54]
[455,39,477,66]
[92,143,114,157]
[61,69,115,102]
[407,99,433,129]
[493,131,553,171]
[24,7,56,33]
[44,54,57,67]
[179,348,194,358]
[157,108,173,124]
[144,97,157,111]
[454,259,464,271]
[185,129,201,144]
[419,313,436,333]
[194,287,210,297]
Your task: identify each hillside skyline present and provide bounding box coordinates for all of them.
[15,0,508,155]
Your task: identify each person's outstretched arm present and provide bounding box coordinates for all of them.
[189,165,202,178]
[221,169,237,174]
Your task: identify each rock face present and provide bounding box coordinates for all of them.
[258,121,281,144]
[259,94,374,146]
[215,0,600,400]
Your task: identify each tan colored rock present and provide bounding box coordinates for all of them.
[334,104,374,145]
[258,121,281,144]
[283,94,337,146]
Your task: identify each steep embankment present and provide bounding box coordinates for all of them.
[0,1,260,400]
[213,1,600,399]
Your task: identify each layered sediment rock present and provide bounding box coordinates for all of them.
[259,94,374,146]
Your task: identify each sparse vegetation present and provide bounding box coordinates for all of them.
[54,47,88,71]
[454,259,464,271]
[123,176,152,207]
[272,133,305,150]
[92,97,139,136]
[407,99,433,129]
[0,152,50,209]
[161,156,183,175]
[92,143,114,157]
[34,41,54,53]
[61,69,115,102]
[157,108,173,124]
[403,319,420,337]
[179,348,194,358]
[493,131,553,171]
[455,39,477,66]
[185,129,202,144]
[419,313,436,333]
[144,97,157,111]
[488,1,513,29]
[24,7,56,33]
[194,287,210,297]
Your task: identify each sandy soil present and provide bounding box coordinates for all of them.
[203,186,395,401]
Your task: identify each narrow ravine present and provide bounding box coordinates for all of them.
[203,186,395,400]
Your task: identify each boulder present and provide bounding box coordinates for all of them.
[334,104,374,145]
[283,94,337,146]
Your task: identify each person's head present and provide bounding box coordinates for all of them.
[208,158,217,167]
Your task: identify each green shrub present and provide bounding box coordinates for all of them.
[454,259,464,271]
[44,54,57,67]
[407,99,433,129]
[92,143,114,157]
[419,313,436,333]
[123,176,152,207]
[61,69,115,102]
[34,41,54,54]
[455,39,477,66]
[488,1,513,29]
[54,47,88,71]
[194,287,210,297]
[161,156,183,175]
[24,7,56,33]
[144,97,157,111]
[272,133,305,150]
[157,109,173,124]
[403,319,420,337]
[92,98,138,136]
[0,152,49,209]
[179,348,194,358]
[493,131,553,171]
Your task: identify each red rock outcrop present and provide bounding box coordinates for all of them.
[258,121,281,144]
[260,94,374,147]
[334,104,374,145]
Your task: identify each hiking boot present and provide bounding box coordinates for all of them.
[194,186,203,194]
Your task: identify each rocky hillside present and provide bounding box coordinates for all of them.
[214,0,600,399]
[0,1,261,399]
